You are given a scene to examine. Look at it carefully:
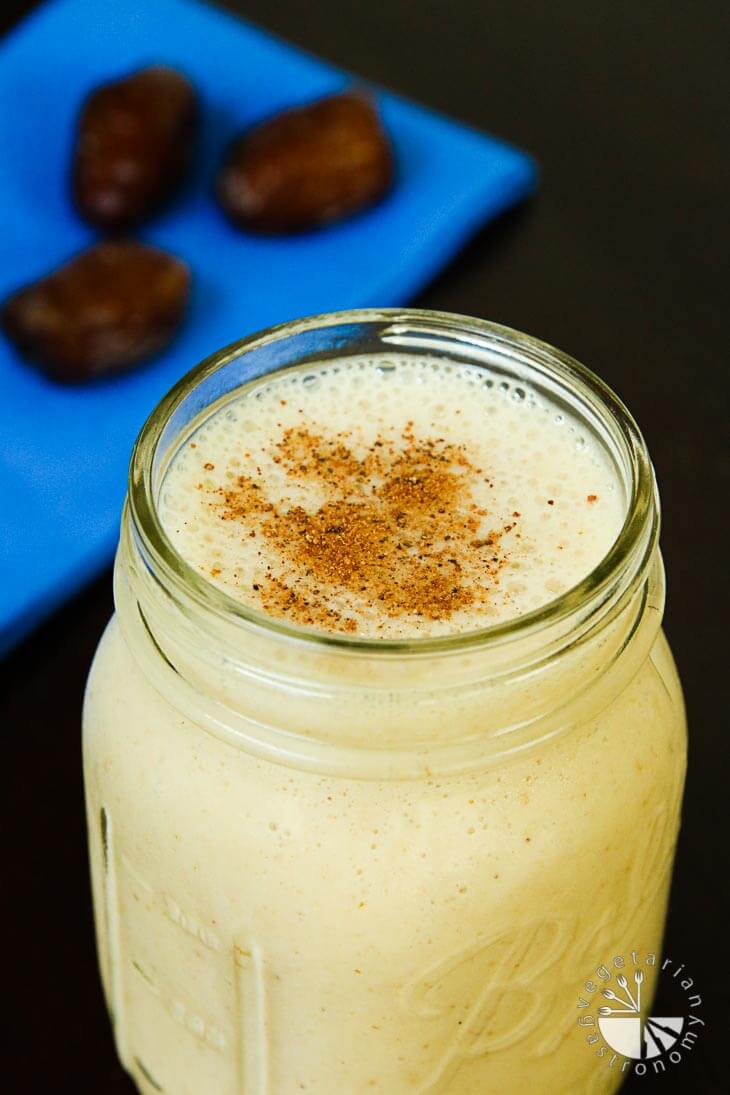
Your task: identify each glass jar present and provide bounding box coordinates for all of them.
[83,310,686,1094]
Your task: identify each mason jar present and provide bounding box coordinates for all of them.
[83,311,686,1094]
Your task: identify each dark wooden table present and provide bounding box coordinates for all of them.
[2,1,728,1091]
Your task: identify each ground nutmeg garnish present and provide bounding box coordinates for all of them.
[206,423,518,633]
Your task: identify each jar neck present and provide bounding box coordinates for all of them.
[116,513,662,778]
[117,310,662,779]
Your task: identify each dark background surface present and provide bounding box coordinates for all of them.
[2,1,728,1091]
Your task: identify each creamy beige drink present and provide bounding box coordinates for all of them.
[159,356,624,637]
[83,313,686,1094]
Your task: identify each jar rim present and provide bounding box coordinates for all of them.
[128,308,658,656]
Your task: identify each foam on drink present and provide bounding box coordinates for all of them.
[159,355,624,638]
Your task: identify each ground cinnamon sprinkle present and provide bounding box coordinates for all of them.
[207,424,517,633]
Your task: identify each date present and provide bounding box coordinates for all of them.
[1,241,191,383]
[216,91,394,233]
[73,65,198,231]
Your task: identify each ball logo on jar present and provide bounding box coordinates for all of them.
[401,799,682,1091]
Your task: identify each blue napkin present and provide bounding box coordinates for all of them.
[0,0,536,653]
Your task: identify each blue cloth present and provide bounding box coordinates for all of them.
[0,0,536,653]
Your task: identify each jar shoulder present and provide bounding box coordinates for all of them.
[84,614,686,789]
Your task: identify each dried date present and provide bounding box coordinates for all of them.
[1,241,191,383]
[216,92,394,233]
[73,65,198,231]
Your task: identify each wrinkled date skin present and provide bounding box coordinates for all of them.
[1,241,191,383]
[217,92,394,233]
[73,65,198,231]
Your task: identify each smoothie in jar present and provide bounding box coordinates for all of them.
[83,312,686,1095]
